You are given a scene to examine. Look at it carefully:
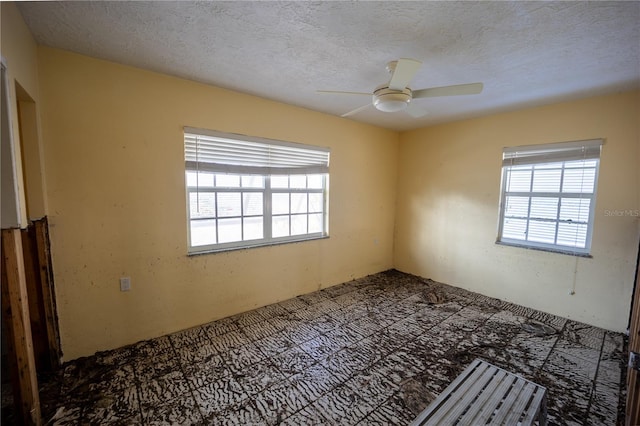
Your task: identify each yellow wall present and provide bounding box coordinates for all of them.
[395,91,640,332]
[37,47,399,360]
[8,3,639,359]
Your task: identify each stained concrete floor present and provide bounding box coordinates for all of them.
[26,270,627,424]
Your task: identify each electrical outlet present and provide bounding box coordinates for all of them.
[120,277,131,292]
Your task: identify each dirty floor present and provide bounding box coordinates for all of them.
[6,270,628,425]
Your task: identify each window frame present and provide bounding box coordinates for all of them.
[496,139,602,256]
[184,128,330,255]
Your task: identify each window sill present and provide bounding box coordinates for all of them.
[188,235,329,256]
[495,241,592,258]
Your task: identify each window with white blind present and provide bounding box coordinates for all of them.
[184,127,330,254]
[497,139,602,255]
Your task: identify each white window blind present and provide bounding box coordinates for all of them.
[497,139,602,255]
[184,128,330,254]
[184,127,329,175]
[502,139,602,167]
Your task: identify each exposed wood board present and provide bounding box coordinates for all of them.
[20,227,48,371]
[1,228,42,425]
[34,217,61,368]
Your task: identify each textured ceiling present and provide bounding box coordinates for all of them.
[17,1,640,131]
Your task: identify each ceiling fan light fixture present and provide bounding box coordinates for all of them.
[318,59,484,118]
[373,87,412,113]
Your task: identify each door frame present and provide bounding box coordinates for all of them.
[626,237,640,425]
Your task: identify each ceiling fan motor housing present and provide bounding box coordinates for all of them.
[373,86,412,112]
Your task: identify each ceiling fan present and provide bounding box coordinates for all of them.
[318,58,483,118]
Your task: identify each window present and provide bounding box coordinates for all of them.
[184,128,330,254]
[497,139,602,255]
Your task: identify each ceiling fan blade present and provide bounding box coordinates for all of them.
[388,58,422,91]
[317,90,371,96]
[406,102,429,118]
[413,82,484,98]
[341,103,371,117]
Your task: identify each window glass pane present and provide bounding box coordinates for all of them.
[309,193,323,213]
[190,192,216,218]
[190,219,216,246]
[291,193,308,214]
[527,220,556,244]
[186,171,214,187]
[529,197,558,220]
[309,213,323,233]
[216,174,240,188]
[271,175,288,188]
[243,217,263,240]
[243,193,263,216]
[308,175,323,189]
[290,175,307,189]
[499,145,599,254]
[272,216,289,238]
[217,193,241,217]
[502,218,527,240]
[187,171,197,187]
[532,169,561,192]
[291,214,308,235]
[557,223,587,248]
[218,218,242,243]
[562,168,596,193]
[560,198,591,223]
[505,169,532,192]
[504,196,529,218]
[272,193,289,214]
[186,131,330,252]
[242,175,264,188]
